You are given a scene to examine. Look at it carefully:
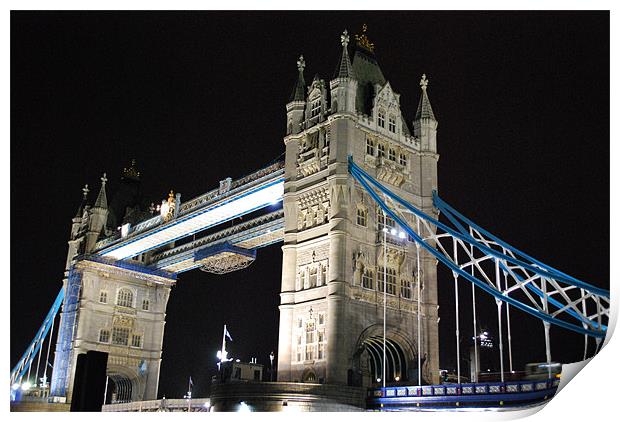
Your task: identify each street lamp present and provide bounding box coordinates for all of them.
[269,351,275,382]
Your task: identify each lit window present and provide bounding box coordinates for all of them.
[131,334,142,348]
[378,212,396,231]
[111,327,130,346]
[388,115,396,133]
[366,138,375,156]
[305,345,314,361]
[362,270,374,289]
[309,267,317,288]
[388,148,396,161]
[401,278,412,299]
[399,153,407,166]
[311,99,321,117]
[356,208,367,227]
[116,288,133,308]
[99,291,108,304]
[378,111,386,128]
[142,299,149,311]
[99,329,110,343]
[378,144,385,158]
[378,267,397,296]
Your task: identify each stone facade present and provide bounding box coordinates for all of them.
[277,29,440,386]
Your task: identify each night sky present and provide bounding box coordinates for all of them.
[11,11,609,398]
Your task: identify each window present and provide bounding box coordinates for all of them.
[142,299,150,311]
[318,331,324,343]
[311,99,321,117]
[297,347,302,362]
[366,138,375,156]
[388,115,396,133]
[306,331,315,344]
[300,271,306,290]
[362,269,374,289]
[298,318,303,329]
[297,335,302,346]
[318,313,325,325]
[254,370,261,381]
[378,267,397,296]
[399,153,407,166]
[305,345,314,361]
[131,334,142,348]
[116,288,133,308]
[320,265,327,286]
[378,212,396,231]
[388,148,396,161]
[99,329,110,343]
[378,144,386,158]
[309,267,317,288]
[318,343,325,360]
[99,291,108,304]
[401,278,412,299]
[112,327,130,346]
[356,208,367,227]
[378,111,386,128]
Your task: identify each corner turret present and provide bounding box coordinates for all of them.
[85,173,109,253]
[286,55,307,135]
[330,29,358,114]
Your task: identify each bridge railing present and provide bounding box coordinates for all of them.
[370,378,560,399]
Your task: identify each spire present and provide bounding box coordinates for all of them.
[94,173,108,209]
[75,184,89,218]
[334,29,354,79]
[289,55,306,102]
[415,74,436,121]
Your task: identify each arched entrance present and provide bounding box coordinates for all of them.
[351,327,419,387]
[105,374,134,404]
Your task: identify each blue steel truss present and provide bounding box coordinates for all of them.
[10,287,64,385]
[348,156,609,339]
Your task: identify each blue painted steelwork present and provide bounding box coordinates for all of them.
[80,254,177,280]
[10,288,64,385]
[194,241,257,261]
[50,269,82,397]
[348,157,608,338]
[367,379,559,409]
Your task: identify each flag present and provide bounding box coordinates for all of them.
[224,325,233,342]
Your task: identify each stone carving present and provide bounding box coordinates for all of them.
[297,187,330,230]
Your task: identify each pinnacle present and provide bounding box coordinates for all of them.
[289,55,306,102]
[415,74,436,121]
[94,173,108,209]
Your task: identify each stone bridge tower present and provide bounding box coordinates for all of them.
[277,27,440,386]
[50,164,175,403]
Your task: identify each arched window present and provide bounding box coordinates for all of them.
[377,110,386,128]
[116,288,133,308]
[310,98,321,117]
[366,138,375,156]
[309,267,317,288]
[142,299,150,311]
[378,267,397,295]
[377,144,386,158]
[399,153,407,166]
[362,269,374,289]
[388,115,396,133]
[99,290,108,304]
[356,208,367,227]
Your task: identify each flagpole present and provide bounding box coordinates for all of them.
[222,324,227,359]
[187,376,192,412]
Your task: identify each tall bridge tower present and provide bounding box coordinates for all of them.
[277,28,441,386]
[50,165,175,403]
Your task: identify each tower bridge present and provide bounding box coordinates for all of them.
[11,26,609,411]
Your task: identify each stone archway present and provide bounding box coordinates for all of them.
[351,326,419,387]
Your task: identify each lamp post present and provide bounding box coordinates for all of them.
[269,351,275,382]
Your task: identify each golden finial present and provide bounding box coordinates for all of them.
[168,190,175,202]
[122,158,141,180]
[355,23,375,52]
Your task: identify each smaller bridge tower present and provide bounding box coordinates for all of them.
[50,166,176,403]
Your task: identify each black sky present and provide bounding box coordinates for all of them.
[11,11,609,398]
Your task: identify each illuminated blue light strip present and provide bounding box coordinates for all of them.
[100,178,284,260]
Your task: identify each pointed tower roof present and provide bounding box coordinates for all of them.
[334,29,354,79]
[415,74,437,121]
[351,24,386,115]
[289,55,306,102]
[75,184,89,218]
[94,173,108,209]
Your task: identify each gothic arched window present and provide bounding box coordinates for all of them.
[116,288,133,308]
[388,148,396,161]
[378,110,386,128]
